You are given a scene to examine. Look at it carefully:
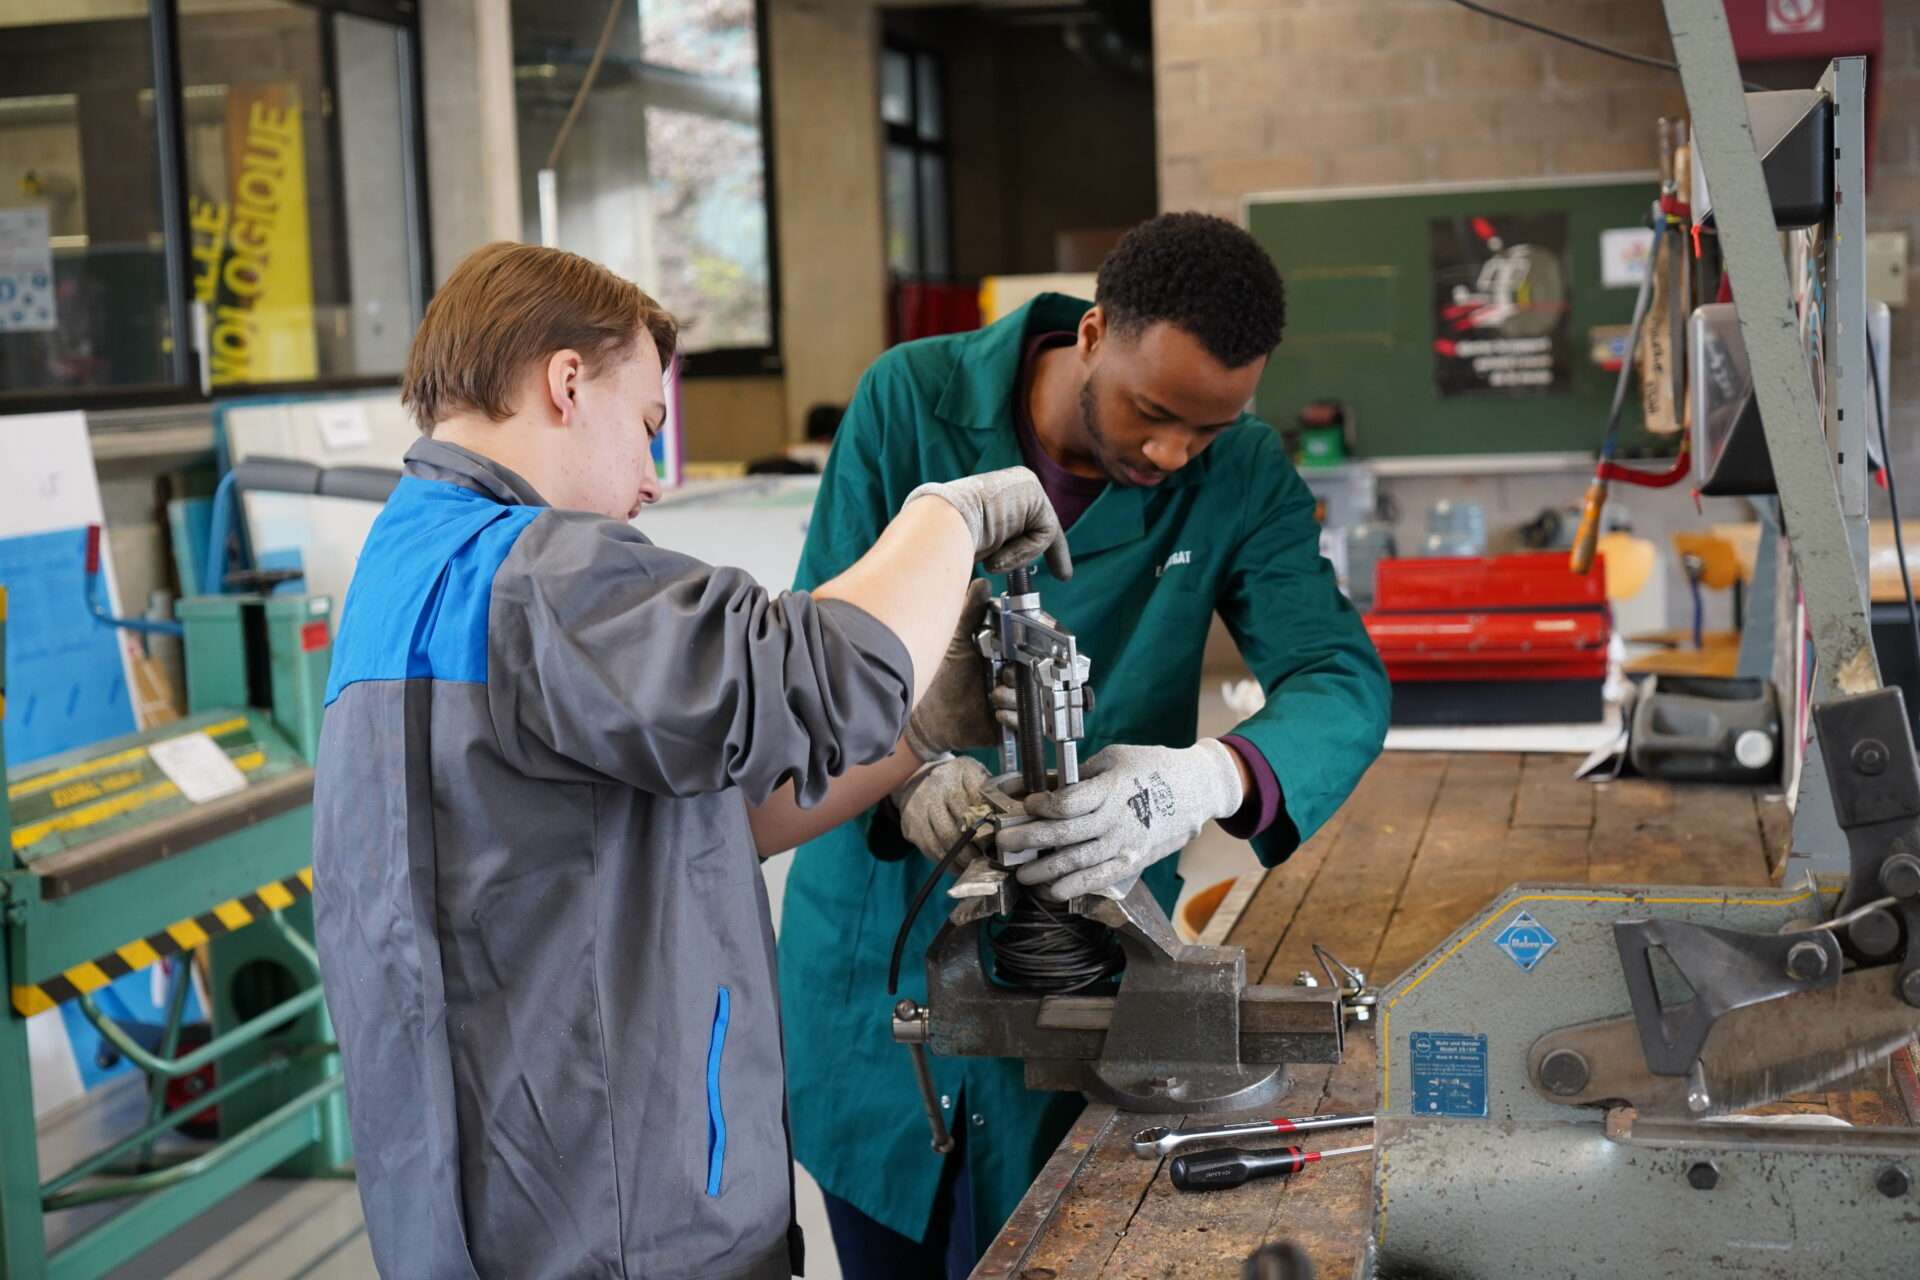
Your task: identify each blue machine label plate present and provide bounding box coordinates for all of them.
[1409,1031,1489,1117]
[1493,909,1557,971]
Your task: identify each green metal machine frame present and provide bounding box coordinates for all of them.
[0,588,349,1280]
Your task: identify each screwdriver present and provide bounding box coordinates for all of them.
[1169,1142,1372,1192]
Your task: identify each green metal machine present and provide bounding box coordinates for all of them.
[0,586,349,1280]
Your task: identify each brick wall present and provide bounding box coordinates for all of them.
[1154,0,1915,434]
[1872,3,1920,463]
[1154,0,1920,623]
[1155,0,1695,215]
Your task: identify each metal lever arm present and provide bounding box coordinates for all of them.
[1613,918,1841,1076]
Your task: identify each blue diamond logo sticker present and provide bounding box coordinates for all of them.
[1494,910,1557,972]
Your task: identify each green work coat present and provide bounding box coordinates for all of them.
[778,294,1390,1252]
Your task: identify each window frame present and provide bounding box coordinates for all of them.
[0,0,435,416]
[881,39,953,284]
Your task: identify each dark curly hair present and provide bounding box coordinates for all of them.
[1094,212,1286,369]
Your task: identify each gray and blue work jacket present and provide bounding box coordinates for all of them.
[313,439,913,1278]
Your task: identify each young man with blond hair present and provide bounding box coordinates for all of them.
[313,241,1067,1279]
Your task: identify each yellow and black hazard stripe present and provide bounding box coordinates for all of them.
[11,867,313,1017]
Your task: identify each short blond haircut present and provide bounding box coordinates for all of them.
[401,242,678,434]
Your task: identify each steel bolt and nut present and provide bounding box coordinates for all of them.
[1881,853,1920,900]
[1538,1049,1591,1097]
[1785,939,1831,981]
[1853,739,1889,776]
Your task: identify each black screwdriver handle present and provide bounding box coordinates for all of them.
[1170,1145,1307,1191]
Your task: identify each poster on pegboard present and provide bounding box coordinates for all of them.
[0,413,137,762]
[1430,212,1572,398]
[0,411,190,1120]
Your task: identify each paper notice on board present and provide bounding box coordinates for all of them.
[0,206,56,332]
[316,401,373,453]
[1601,227,1656,289]
[0,413,141,766]
[148,731,249,803]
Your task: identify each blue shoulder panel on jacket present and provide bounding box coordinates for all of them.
[324,476,542,705]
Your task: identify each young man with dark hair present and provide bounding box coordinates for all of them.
[779,212,1391,1276]
[313,242,1067,1279]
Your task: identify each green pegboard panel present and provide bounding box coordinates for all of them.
[1248,175,1668,459]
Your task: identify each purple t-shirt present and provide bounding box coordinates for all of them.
[1010,332,1284,841]
[1013,332,1106,529]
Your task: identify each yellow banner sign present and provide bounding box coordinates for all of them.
[189,83,317,385]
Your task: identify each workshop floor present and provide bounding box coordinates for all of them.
[94,685,1261,1278]
[101,1179,372,1279]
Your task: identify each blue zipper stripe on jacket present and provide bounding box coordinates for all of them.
[706,986,731,1197]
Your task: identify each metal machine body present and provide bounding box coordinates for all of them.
[1372,874,1920,1277]
[0,589,346,1280]
[1369,11,1919,1273]
[0,459,393,1279]
[893,570,1357,1127]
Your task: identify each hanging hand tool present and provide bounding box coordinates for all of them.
[1169,1142,1373,1192]
[1131,1112,1374,1160]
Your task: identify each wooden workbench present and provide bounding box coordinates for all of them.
[974,750,1844,1280]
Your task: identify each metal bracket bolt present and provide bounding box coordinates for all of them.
[1785,939,1832,982]
[1901,970,1920,1010]
[1142,1075,1188,1100]
[1848,908,1903,958]
[1877,1165,1912,1199]
[1852,739,1889,776]
[1686,1160,1721,1191]
[1538,1049,1592,1097]
[1881,853,1920,900]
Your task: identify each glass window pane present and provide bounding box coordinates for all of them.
[0,3,174,395]
[915,55,942,142]
[176,0,419,385]
[880,49,911,128]
[918,152,948,278]
[516,0,776,354]
[885,145,918,276]
[645,107,770,349]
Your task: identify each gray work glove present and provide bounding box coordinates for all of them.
[905,579,995,761]
[895,755,994,865]
[904,580,1026,761]
[905,466,1074,580]
[999,741,1246,901]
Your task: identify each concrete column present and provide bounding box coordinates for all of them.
[766,0,889,439]
[421,0,522,282]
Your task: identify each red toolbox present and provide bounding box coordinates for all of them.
[1363,552,1612,726]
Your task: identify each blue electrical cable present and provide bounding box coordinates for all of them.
[82,525,184,638]
[201,469,240,597]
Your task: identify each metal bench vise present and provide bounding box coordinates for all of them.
[890,569,1364,1146]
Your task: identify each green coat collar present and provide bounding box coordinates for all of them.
[929,294,1217,559]
[932,293,1090,432]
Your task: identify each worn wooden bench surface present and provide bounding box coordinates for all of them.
[971,750,1913,1280]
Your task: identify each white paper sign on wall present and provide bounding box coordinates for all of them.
[1767,0,1824,36]
[0,206,56,333]
[1600,227,1656,289]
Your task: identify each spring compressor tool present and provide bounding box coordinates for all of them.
[890,567,1373,1149]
